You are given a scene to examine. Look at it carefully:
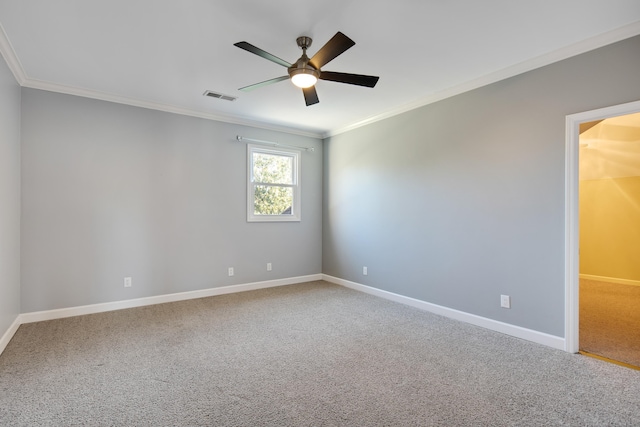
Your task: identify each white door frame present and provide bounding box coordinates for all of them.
[564,99,640,353]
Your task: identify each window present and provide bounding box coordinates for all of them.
[247,144,301,222]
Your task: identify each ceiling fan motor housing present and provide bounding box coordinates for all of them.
[289,36,320,82]
[288,57,320,80]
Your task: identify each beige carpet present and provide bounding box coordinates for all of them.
[2,281,640,426]
[579,278,640,368]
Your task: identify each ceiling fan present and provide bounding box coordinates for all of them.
[234,32,379,106]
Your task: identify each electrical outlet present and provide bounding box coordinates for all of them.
[228,267,234,277]
[124,277,132,288]
[267,263,272,271]
[363,266,368,276]
[500,294,511,309]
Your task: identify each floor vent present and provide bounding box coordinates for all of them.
[203,90,237,101]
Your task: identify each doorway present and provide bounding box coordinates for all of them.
[577,113,640,368]
[565,100,640,360]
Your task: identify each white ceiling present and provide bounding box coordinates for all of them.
[1,1,640,138]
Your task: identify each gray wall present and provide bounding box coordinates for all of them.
[323,35,640,337]
[0,53,21,334]
[21,89,322,312]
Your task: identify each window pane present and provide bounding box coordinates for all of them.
[253,152,293,184]
[247,144,301,222]
[253,185,293,215]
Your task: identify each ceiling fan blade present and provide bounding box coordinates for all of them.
[303,86,319,106]
[239,76,289,91]
[320,71,379,88]
[308,32,355,69]
[234,41,292,68]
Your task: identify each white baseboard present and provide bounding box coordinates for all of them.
[579,274,640,287]
[323,274,566,351]
[19,274,323,324]
[4,273,565,357]
[0,315,21,356]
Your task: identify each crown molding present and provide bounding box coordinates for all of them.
[0,22,26,85]
[324,20,640,139]
[22,78,323,139]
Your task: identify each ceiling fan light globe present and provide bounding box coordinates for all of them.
[291,73,317,88]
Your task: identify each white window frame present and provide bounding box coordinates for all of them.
[247,144,301,222]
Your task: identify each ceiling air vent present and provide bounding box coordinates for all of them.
[203,90,237,101]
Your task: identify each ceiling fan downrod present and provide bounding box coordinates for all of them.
[289,36,320,88]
